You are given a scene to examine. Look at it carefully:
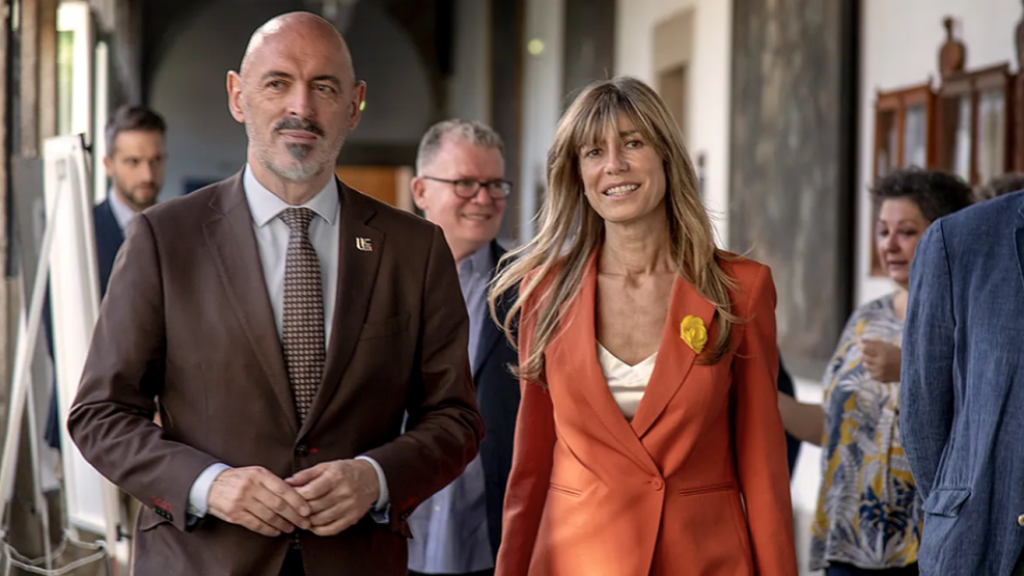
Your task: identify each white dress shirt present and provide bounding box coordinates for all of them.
[243,165,339,344]
[187,166,389,520]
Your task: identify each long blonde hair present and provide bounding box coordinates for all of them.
[489,76,740,384]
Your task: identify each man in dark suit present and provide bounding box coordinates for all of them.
[67,13,483,576]
[95,104,167,296]
[902,190,1024,576]
[44,105,168,450]
[406,120,520,576]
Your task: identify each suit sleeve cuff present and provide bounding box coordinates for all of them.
[355,455,390,522]
[187,462,231,518]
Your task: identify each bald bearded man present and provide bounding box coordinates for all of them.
[68,12,482,576]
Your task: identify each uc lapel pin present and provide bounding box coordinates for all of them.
[356,237,373,252]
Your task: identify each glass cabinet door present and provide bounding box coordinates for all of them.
[977,89,1007,184]
[903,103,928,168]
[940,94,973,181]
[875,109,898,178]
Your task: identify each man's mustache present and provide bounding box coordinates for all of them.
[274,118,325,137]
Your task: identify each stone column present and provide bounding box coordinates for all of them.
[728,0,859,377]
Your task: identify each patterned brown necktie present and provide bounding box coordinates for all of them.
[280,207,325,423]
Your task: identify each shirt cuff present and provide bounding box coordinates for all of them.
[354,455,390,522]
[187,462,231,518]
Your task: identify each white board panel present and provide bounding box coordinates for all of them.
[43,134,115,537]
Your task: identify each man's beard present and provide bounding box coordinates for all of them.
[265,144,324,181]
[114,179,158,211]
[248,117,342,182]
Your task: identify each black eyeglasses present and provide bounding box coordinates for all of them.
[422,176,513,199]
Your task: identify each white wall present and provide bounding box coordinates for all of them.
[791,377,824,576]
[857,0,1023,304]
[614,0,733,246]
[149,0,434,199]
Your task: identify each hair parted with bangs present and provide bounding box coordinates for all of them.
[489,76,741,385]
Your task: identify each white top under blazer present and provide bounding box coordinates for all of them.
[597,342,658,421]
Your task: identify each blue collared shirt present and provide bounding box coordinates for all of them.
[406,244,494,574]
[107,188,138,233]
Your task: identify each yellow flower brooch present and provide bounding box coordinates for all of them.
[680,315,708,354]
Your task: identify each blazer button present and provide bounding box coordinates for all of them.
[295,444,309,457]
[651,478,664,491]
[1018,514,1024,527]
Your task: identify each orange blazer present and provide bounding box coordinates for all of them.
[495,254,797,576]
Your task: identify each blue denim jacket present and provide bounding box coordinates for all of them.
[902,191,1024,576]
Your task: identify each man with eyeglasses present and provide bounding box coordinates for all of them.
[408,120,520,576]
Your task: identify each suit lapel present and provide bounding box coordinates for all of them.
[550,253,658,474]
[300,182,384,437]
[630,276,716,439]
[96,200,125,244]
[1016,203,1024,294]
[94,200,126,296]
[472,242,505,379]
[474,316,501,379]
[202,173,297,434]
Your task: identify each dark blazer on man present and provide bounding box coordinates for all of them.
[902,191,1024,576]
[68,172,484,576]
[473,241,520,557]
[92,198,125,297]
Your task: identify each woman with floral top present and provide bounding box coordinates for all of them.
[777,167,972,576]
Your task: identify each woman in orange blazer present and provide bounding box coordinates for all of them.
[488,76,797,576]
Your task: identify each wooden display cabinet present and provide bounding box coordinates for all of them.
[936,64,1014,186]
[873,82,936,180]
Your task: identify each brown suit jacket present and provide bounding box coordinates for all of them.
[68,172,484,576]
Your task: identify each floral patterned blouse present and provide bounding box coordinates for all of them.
[809,293,921,570]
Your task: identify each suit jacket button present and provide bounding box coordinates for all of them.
[651,478,664,491]
[296,444,309,457]
[1018,514,1024,527]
